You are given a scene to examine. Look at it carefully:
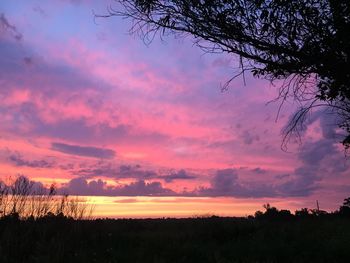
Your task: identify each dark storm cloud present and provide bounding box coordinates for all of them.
[51,142,115,159]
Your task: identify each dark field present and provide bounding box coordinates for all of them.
[1,216,350,263]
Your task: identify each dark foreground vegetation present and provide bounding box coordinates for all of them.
[1,177,350,262]
[1,210,350,263]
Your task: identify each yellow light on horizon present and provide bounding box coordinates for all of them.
[83,196,307,219]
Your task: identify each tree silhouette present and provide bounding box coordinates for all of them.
[339,197,350,216]
[254,203,293,220]
[0,176,93,220]
[101,0,350,148]
[295,208,310,218]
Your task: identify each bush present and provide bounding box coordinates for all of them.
[0,176,93,220]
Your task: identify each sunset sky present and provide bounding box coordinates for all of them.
[1,0,349,217]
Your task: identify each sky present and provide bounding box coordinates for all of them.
[0,0,349,217]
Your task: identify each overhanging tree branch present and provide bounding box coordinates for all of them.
[97,0,350,148]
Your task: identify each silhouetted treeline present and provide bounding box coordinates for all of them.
[1,177,350,262]
[252,197,350,220]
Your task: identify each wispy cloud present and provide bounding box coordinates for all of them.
[0,13,22,41]
[8,153,54,168]
[162,169,196,183]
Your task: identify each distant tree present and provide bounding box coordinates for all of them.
[254,210,264,219]
[295,208,310,218]
[344,197,350,207]
[254,203,293,220]
[338,197,350,216]
[278,209,293,220]
[262,203,279,218]
[310,208,328,217]
[262,204,279,219]
[102,0,350,148]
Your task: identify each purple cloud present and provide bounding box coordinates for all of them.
[241,130,260,145]
[61,177,175,196]
[51,142,115,159]
[73,163,157,179]
[251,167,267,174]
[276,111,350,196]
[0,13,22,41]
[118,165,157,179]
[196,169,276,198]
[8,152,54,168]
[162,169,196,182]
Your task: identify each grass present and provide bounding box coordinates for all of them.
[0,216,349,263]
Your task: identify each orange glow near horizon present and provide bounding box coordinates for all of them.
[85,196,330,219]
